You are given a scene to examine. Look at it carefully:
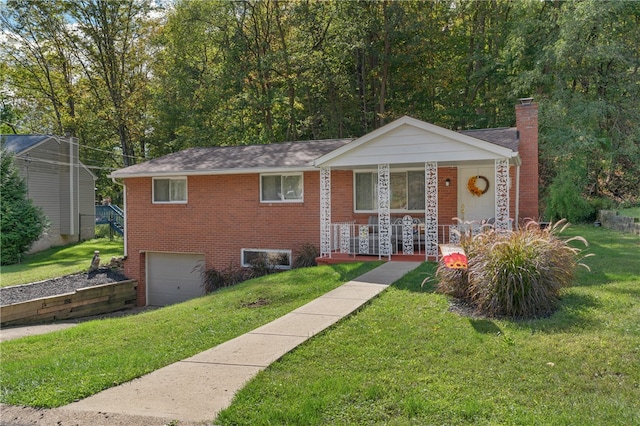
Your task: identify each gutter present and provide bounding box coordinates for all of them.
[107,165,318,180]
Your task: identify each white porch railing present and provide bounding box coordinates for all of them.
[327,220,485,260]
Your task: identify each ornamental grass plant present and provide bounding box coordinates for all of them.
[437,220,591,319]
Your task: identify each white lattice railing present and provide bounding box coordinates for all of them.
[328,219,512,260]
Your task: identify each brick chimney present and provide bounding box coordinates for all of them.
[515,98,539,221]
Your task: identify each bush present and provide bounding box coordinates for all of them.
[199,261,249,293]
[199,254,287,294]
[0,149,48,265]
[246,252,276,278]
[545,172,593,223]
[436,220,591,319]
[292,243,319,268]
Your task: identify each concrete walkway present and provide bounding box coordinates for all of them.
[62,261,421,423]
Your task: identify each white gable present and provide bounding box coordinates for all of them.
[314,116,517,168]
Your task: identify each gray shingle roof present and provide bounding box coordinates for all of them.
[110,139,354,177]
[459,128,519,152]
[110,124,520,178]
[1,135,53,154]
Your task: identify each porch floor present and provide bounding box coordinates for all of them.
[316,253,434,265]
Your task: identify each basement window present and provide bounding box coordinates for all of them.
[241,249,292,270]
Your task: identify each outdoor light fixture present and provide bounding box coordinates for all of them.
[445,178,451,187]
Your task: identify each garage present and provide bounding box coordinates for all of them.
[147,252,205,306]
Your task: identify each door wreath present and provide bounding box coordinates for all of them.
[467,175,489,196]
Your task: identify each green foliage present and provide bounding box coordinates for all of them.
[544,167,594,222]
[0,150,48,265]
[437,220,591,318]
[292,243,319,269]
[2,0,639,208]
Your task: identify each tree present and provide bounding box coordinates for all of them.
[0,0,78,134]
[0,149,47,265]
[67,0,157,167]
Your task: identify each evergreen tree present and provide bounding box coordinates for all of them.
[0,149,48,265]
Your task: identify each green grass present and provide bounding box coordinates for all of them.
[216,225,640,425]
[2,226,638,424]
[0,262,380,407]
[619,206,640,219]
[0,239,124,287]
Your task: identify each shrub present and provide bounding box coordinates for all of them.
[199,254,287,294]
[437,220,591,319]
[199,261,249,293]
[545,169,593,223]
[0,149,48,265]
[292,243,319,268]
[246,253,276,278]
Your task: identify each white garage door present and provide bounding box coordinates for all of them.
[147,253,205,306]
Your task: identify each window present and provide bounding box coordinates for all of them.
[241,249,292,270]
[261,174,303,202]
[354,170,425,212]
[153,177,187,203]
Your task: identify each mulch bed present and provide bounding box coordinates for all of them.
[1,268,129,306]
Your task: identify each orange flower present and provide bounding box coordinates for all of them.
[442,252,468,269]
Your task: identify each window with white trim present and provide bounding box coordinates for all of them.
[354,170,425,212]
[241,249,292,270]
[153,177,187,203]
[260,173,303,202]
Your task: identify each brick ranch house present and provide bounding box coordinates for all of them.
[110,100,539,306]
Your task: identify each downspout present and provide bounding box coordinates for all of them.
[111,177,127,258]
[515,164,521,229]
[76,142,81,241]
[69,138,75,235]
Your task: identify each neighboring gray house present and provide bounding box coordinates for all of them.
[1,134,97,251]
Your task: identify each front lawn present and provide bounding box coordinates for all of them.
[0,262,380,407]
[1,225,638,425]
[216,225,640,425]
[0,239,124,287]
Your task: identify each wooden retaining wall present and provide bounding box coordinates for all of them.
[1,280,137,327]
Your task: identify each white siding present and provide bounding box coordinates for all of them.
[324,124,506,167]
[79,165,96,240]
[14,140,62,234]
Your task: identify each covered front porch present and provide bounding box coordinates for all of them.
[313,116,520,262]
[316,218,484,264]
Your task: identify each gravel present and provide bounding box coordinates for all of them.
[1,269,129,306]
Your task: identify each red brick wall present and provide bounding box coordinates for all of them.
[124,167,462,305]
[438,168,458,224]
[124,172,323,305]
[516,102,540,221]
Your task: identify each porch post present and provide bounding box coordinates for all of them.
[425,162,438,259]
[320,166,332,257]
[377,164,391,259]
[495,158,510,230]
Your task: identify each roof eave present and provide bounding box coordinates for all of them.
[108,165,318,179]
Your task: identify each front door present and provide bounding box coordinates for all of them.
[458,166,495,222]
